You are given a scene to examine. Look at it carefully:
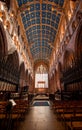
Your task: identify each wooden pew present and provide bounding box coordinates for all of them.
[0,100,29,129]
[52,100,82,129]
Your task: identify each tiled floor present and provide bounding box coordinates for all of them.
[18,103,65,130]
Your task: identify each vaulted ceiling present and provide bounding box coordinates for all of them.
[16,0,65,65]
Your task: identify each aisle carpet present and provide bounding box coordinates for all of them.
[33,101,49,106]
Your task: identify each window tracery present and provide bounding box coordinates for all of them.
[36,64,47,74]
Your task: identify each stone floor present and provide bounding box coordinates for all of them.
[34,94,49,100]
[18,102,65,130]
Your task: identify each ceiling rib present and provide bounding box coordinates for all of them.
[18,1,63,13]
[16,0,64,65]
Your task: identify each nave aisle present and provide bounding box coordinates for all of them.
[17,105,65,130]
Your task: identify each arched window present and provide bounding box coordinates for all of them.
[35,64,48,88]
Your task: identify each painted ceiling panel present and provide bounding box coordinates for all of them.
[17,0,64,63]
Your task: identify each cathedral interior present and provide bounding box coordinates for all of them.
[0,0,82,130]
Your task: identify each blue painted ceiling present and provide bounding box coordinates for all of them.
[17,0,64,63]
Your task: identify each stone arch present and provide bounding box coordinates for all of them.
[0,21,8,59]
[34,61,49,73]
